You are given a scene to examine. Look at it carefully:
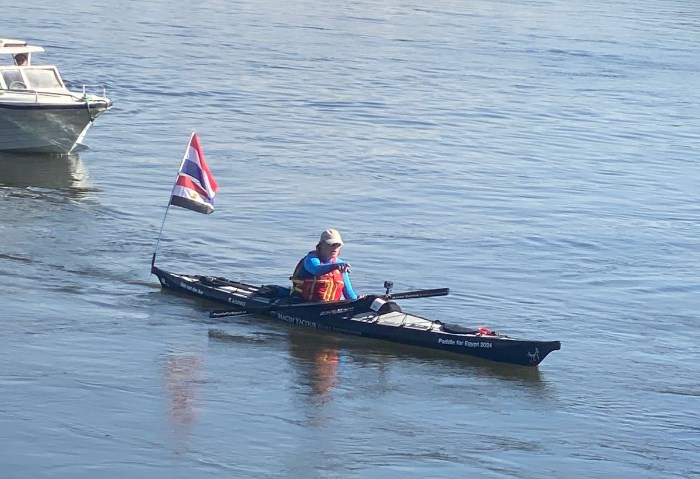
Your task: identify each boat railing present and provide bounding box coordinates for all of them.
[80,84,108,100]
[0,88,40,102]
[1,87,111,107]
[2,88,76,101]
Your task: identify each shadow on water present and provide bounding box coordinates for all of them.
[285,327,544,387]
[0,151,96,198]
[208,315,545,400]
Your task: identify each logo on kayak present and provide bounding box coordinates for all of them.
[277,313,317,329]
[227,297,246,307]
[179,281,204,295]
[438,338,493,348]
[527,348,540,363]
[320,307,353,316]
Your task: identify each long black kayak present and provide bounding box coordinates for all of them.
[152,266,561,366]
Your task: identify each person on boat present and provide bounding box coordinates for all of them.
[290,229,359,302]
[13,53,28,66]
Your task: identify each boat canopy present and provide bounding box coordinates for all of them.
[0,39,45,66]
[0,46,44,54]
[0,39,44,54]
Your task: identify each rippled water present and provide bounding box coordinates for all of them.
[2,0,699,478]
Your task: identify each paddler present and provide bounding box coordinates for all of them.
[290,229,359,302]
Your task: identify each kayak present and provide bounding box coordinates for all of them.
[151,265,561,366]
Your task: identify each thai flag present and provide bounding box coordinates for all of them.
[170,133,219,214]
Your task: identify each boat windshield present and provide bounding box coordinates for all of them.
[1,69,23,89]
[0,67,65,90]
[23,68,63,89]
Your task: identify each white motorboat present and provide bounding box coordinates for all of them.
[0,38,112,153]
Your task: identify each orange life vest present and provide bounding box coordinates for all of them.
[290,251,345,302]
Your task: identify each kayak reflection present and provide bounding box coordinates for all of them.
[286,326,545,389]
[209,322,546,408]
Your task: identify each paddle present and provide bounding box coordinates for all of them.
[387,288,449,300]
[209,310,248,319]
[208,287,449,318]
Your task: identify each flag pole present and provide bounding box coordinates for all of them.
[151,132,197,269]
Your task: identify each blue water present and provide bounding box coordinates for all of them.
[1,0,698,478]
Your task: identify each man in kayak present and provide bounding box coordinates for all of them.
[290,229,359,302]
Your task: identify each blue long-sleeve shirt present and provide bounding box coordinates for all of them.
[301,254,358,300]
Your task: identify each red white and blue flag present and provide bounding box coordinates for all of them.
[170,133,219,214]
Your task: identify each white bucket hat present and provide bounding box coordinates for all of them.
[319,228,343,246]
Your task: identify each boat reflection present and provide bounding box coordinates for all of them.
[285,327,548,429]
[0,151,94,197]
[286,326,544,392]
[211,319,547,413]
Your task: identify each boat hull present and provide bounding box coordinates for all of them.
[152,266,561,366]
[0,99,111,153]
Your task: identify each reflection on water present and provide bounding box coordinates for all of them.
[285,327,550,433]
[0,151,94,197]
[287,330,341,401]
[164,354,202,447]
[209,325,343,400]
[310,349,339,396]
[207,322,549,413]
[359,341,547,385]
[288,327,544,388]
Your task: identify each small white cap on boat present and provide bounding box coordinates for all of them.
[370,298,387,312]
[319,228,343,246]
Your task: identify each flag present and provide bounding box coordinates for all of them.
[169,133,219,214]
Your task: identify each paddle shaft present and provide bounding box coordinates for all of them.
[388,288,449,300]
[209,310,248,318]
[208,287,448,318]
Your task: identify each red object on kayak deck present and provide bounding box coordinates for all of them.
[478,327,496,336]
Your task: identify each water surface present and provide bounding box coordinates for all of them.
[1,0,698,478]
